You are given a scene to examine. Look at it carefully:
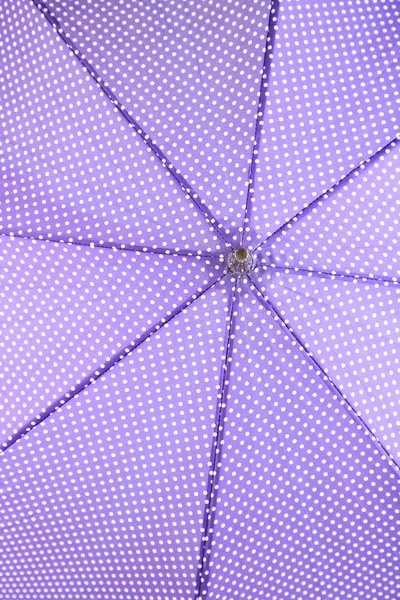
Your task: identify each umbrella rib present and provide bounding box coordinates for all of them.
[241,0,280,245]
[194,277,238,600]
[0,273,226,454]
[30,0,234,249]
[252,135,400,253]
[248,275,400,475]
[0,231,221,259]
[255,264,400,286]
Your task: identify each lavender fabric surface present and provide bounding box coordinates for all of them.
[0,0,399,599]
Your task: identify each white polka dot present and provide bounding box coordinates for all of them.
[0,0,399,598]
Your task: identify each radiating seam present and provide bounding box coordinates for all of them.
[241,0,280,245]
[0,232,221,259]
[249,275,400,477]
[255,264,400,286]
[30,0,233,247]
[253,136,400,253]
[1,274,225,454]
[194,278,237,600]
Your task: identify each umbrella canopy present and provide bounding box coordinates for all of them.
[1,0,399,598]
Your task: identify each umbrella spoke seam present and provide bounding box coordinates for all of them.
[255,264,400,286]
[194,278,237,600]
[2,2,400,594]
[241,0,280,245]
[30,0,234,248]
[0,273,226,454]
[0,231,221,259]
[249,275,400,476]
[253,135,400,253]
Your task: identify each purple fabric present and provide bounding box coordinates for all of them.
[205,281,400,599]
[0,0,399,598]
[0,235,223,449]
[250,266,400,469]
[256,138,400,280]
[41,0,272,241]
[0,281,233,598]
[0,0,224,252]
[243,0,399,249]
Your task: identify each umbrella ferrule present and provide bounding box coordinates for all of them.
[227,247,253,275]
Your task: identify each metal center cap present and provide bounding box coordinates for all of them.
[227,247,253,275]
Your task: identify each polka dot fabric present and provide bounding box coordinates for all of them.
[39,0,271,239]
[0,0,223,252]
[251,267,400,462]
[0,282,233,600]
[204,282,400,600]
[1,0,400,598]
[0,235,223,448]
[244,0,400,248]
[257,138,400,281]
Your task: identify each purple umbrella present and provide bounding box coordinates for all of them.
[1,0,399,598]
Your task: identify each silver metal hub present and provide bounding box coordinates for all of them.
[227,247,253,275]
